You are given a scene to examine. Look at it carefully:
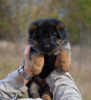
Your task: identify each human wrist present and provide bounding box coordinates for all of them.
[18,66,33,85]
[19,73,29,85]
[24,66,33,78]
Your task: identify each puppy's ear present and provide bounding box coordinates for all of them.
[56,23,67,40]
[28,24,37,39]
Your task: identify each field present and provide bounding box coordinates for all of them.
[0,41,91,100]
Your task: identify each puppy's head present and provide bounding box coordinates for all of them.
[28,18,68,54]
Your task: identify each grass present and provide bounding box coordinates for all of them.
[0,41,91,100]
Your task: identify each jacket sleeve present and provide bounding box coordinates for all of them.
[46,68,82,100]
[0,70,28,98]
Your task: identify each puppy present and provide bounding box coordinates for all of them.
[27,18,71,100]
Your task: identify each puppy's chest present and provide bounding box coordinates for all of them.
[39,55,56,79]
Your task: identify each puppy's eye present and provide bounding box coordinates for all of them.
[50,33,56,38]
[50,34,54,38]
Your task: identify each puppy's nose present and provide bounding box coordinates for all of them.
[44,45,50,49]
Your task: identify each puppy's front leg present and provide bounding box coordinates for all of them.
[30,53,44,76]
[59,50,71,72]
[55,50,71,72]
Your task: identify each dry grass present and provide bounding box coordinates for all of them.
[0,41,91,100]
[70,46,91,100]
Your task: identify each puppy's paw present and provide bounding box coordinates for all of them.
[59,50,71,72]
[31,53,44,76]
[41,94,51,100]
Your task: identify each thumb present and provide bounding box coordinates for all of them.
[24,45,31,61]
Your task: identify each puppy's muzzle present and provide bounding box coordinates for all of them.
[44,44,50,51]
[44,44,50,49]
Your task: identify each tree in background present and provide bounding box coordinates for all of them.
[0,0,91,46]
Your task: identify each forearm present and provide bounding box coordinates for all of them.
[0,45,35,99]
[0,70,28,98]
[46,68,82,100]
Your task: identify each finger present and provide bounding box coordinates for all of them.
[26,45,31,55]
[24,45,31,58]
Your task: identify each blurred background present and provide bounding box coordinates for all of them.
[0,0,91,99]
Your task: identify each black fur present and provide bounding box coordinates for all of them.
[39,54,56,79]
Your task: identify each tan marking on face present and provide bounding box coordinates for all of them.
[30,25,37,31]
[56,24,64,30]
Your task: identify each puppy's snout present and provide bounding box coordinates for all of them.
[43,44,52,52]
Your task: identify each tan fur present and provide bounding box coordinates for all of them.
[31,50,71,75]
[58,50,71,72]
[41,94,51,100]
[56,24,64,30]
[30,25,37,31]
[31,53,44,76]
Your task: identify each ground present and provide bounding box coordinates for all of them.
[0,41,91,100]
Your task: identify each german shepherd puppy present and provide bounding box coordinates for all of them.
[27,18,71,100]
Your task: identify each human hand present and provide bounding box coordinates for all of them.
[23,45,33,78]
[20,45,33,85]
